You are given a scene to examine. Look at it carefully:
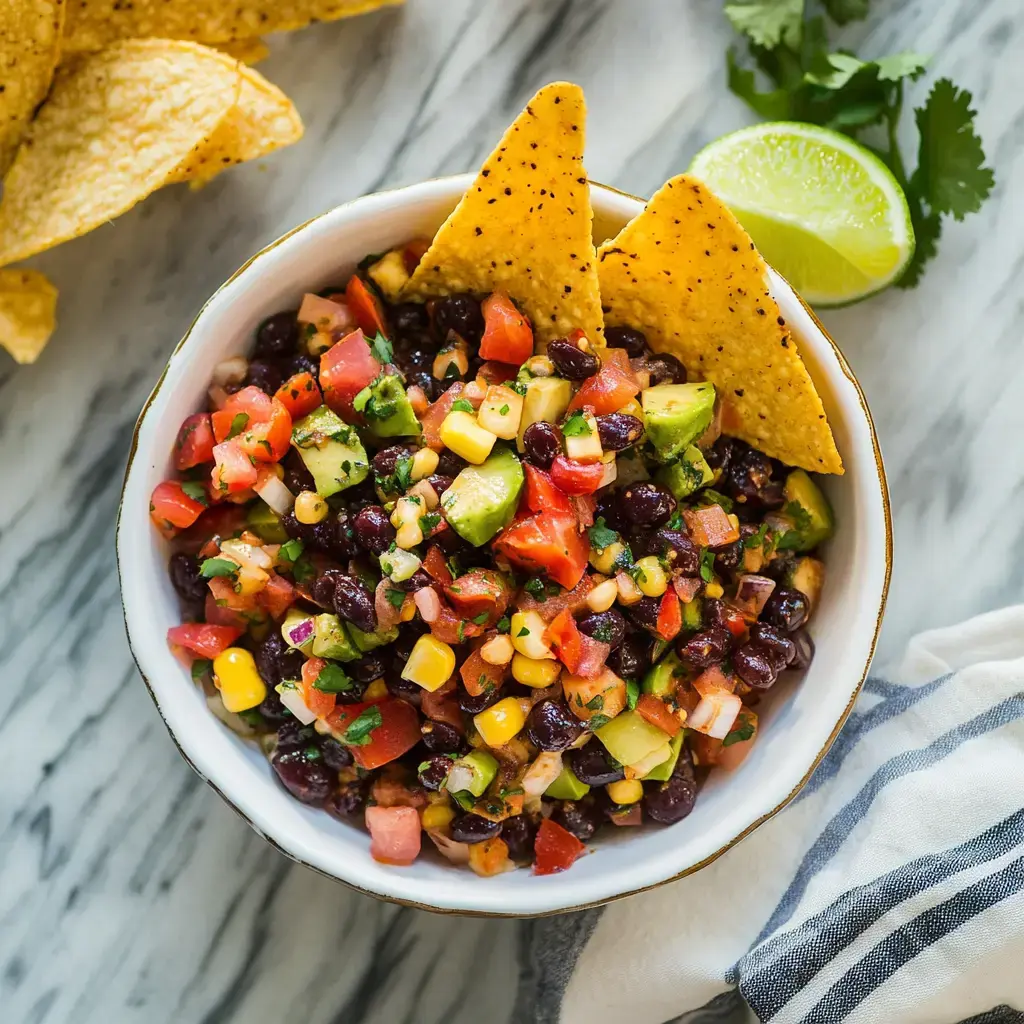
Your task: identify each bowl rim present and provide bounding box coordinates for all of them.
[116,174,892,917]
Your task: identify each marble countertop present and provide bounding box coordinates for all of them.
[3,1,1022,1021]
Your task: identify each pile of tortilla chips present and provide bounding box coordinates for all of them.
[405,83,842,474]
[0,0,402,364]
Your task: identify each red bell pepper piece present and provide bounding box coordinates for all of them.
[479,291,534,365]
[345,275,388,338]
[635,693,682,737]
[523,464,573,515]
[546,609,583,673]
[656,590,682,642]
[533,818,586,875]
[493,511,588,590]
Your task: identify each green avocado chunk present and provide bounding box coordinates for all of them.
[778,469,835,552]
[544,763,591,801]
[682,595,703,633]
[246,499,288,543]
[291,405,370,497]
[311,613,361,662]
[595,710,672,768]
[442,447,524,547]
[643,732,684,782]
[354,372,421,438]
[345,622,399,653]
[643,650,685,698]
[642,382,716,462]
[657,444,714,499]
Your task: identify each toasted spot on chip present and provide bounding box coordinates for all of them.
[62,0,403,51]
[169,61,303,189]
[0,267,57,363]
[212,38,270,66]
[0,0,65,176]
[598,174,842,474]
[403,81,603,347]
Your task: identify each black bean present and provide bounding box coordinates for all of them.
[385,675,423,705]
[271,748,332,804]
[548,338,600,380]
[654,529,700,575]
[320,737,353,770]
[275,719,318,753]
[427,474,455,499]
[406,370,441,401]
[421,719,464,754]
[418,754,453,791]
[645,353,687,385]
[352,505,396,555]
[393,569,434,593]
[552,798,603,841]
[594,493,626,533]
[606,633,651,679]
[432,294,484,344]
[715,540,743,572]
[168,553,206,607]
[256,689,291,725]
[725,447,783,509]
[603,325,648,358]
[596,413,644,451]
[567,745,625,787]
[677,626,733,668]
[749,621,796,668]
[255,632,305,688]
[245,359,284,396]
[526,700,583,752]
[435,449,466,478]
[577,609,626,650]
[626,596,662,634]
[500,814,537,862]
[457,687,503,714]
[618,482,676,527]
[321,573,377,633]
[284,352,319,380]
[734,642,780,690]
[702,598,729,631]
[391,302,430,337]
[644,748,697,824]
[310,512,358,562]
[702,436,736,476]
[373,445,411,480]
[450,813,502,845]
[281,449,316,496]
[761,587,809,633]
[326,779,369,819]
[789,628,815,670]
[522,422,563,469]
[255,311,299,358]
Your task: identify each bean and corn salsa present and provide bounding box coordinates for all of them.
[152,248,834,876]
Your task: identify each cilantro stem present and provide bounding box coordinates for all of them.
[885,82,909,189]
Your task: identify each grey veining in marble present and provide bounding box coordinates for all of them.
[2,0,1022,1021]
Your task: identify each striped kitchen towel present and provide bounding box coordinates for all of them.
[514,606,1024,1024]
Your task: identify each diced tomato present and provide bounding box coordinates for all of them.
[257,573,296,620]
[211,441,258,495]
[327,698,421,770]
[320,329,382,420]
[174,413,216,470]
[723,607,748,638]
[567,364,640,416]
[549,455,606,496]
[479,291,534,365]
[167,623,242,658]
[345,275,388,338]
[460,647,507,697]
[420,677,465,733]
[444,569,510,623]
[601,347,640,381]
[477,361,519,385]
[494,511,588,591]
[211,386,292,463]
[402,238,431,275]
[533,817,586,875]
[204,592,249,629]
[516,574,595,621]
[428,601,485,645]
[274,372,322,420]
[546,609,582,673]
[422,544,453,587]
[693,665,737,696]
[420,382,464,451]
[636,693,682,737]
[297,293,354,336]
[683,506,740,548]
[656,590,682,642]
[208,575,258,613]
[299,657,337,719]
[365,805,421,865]
[523,464,573,515]
[575,634,610,679]
[150,480,206,538]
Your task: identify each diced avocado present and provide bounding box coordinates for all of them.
[657,445,714,499]
[545,763,591,801]
[345,622,400,653]
[311,613,361,662]
[354,373,421,438]
[246,500,288,543]
[595,710,673,768]
[778,470,835,552]
[642,383,716,462]
[788,555,825,609]
[682,596,703,633]
[643,650,685,698]
[643,732,684,782]
[291,406,370,497]
[441,447,524,547]
[615,447,650,487]
[281,608,315,653]
[516,377,572,451]
[446,750,499,798]
[451,790,475,811]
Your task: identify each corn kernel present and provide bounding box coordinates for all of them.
[367,250,410,302]
[433,342,469,380]
[402,634,456,691]
[590,539,626,575]
[477,385,524,440]
[607,779,644,804]
[294,490,328,524]
[526,355,555,377]
[410,447,440,482]
[213,648,267,713]
[616,398,644,421]
[363,679,389,701]
[400,597,416,622]
[633,556,668,598]
[439,410,497,464]
[510,610,555,660]
[421,803,456,832]
[511,652,562,688]
[306,330,333,357]
[586,578,618,613]
[474,696,528,747]
[615,571,643,606]
[705,580,724,599]
[480,634,515,666]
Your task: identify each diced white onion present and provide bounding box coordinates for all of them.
[445,763,474,794]
[278,686,317,725]
[688,692,742,739]
[255,474,295,516]
[523,752,563,796]
[212,356,249,386]
[220,538,273,571]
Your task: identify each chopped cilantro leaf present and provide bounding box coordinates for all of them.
[314,663,355,693]
[200,557,238,579]
[369,332,393,365]
[724,0,802,50]
[279,538,304,563]
[419,512,441,534]
[499,404,510,416]
[471,612,489,625]
[496,616,510,634]
[180,481,209,506]
[700,489,734,513]
[517,626,530,638]
[340,705,383,746]
[225,412,249,440]
[523,577,546,598]
[588,713,611,731]
[699,548,716,584]
[385,588,406,608]
[292,557,316,583]
[451,398,474,414]
[588,518,618,551]
[191,658,211,683]
[585,694,604,711]
[744,522,770,550]
[723,712,756,747]
[562,410,593,437]
[626,680,639,710]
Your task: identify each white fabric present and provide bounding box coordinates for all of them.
[558,607,1024,1024]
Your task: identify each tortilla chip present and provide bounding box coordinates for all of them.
[404,82,603,347]
[62,0,403,51]
[213,39,270,65]
[169,62,303,188]
[0,41,242,267]
[0,0,65,176]
[597,175,842,474]
[0,267,57,362]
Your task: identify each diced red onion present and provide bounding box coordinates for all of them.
[575,634,611,679]
[414,587,441,623]
[255,474,295,515]
[278,686,317,725]
[283,616,314,649]
[212,356,249,386]
[673,576,702,604]
[523,752,563,796]
[731,574,776,620]
[688,691,742,739]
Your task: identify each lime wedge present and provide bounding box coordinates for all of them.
[688,122,914,306]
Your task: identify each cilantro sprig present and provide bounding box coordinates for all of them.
[724,0,993,286]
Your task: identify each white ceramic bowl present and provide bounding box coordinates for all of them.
[117,175,891,916]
